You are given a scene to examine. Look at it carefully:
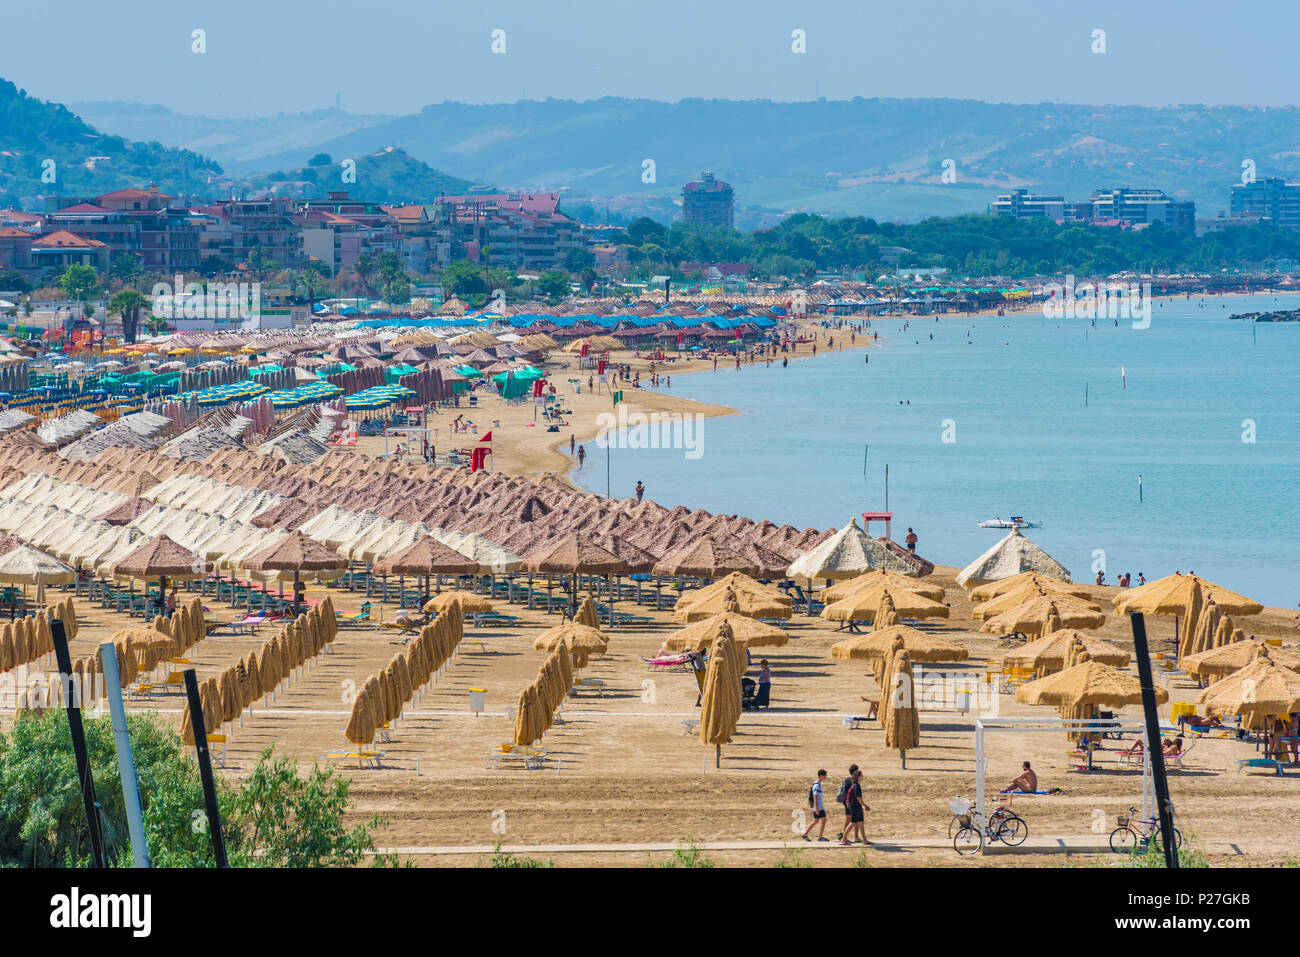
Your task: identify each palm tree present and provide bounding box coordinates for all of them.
[297,268,325,315]
[108,289,150,344]
[143,315,171,337]
[354,254,376,296]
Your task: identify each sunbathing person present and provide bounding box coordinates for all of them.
[859,696,880,719]
[1179,714,1223,729]
[1002,761,1037,793]
[1162,736,1185,757]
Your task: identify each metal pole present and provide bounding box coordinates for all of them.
[98,641,149,867]
[50,620,104,868]
[182,669,229,867]
[1129,612,1178,868]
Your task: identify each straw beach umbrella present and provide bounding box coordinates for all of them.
[345,687,376,746]
[244,530,348,611]
[662,607,790,652]
[822,585,949,626]
[956,528,1071,587]
[1016,654,1166,709]
[831,622,967,668]
[0,545,76,604]
[374,535,478,597]
[673,579,792,622]
[1114,572,1262,658]
[533,621,607,668]
[883,649,920,767]
[1183,639,1300,681]
[1197,646,1300,726]
[1189,599,1223,658]
[654,537,760,579]
[423,590,492,615]
[574,594,599,628]
[980,595,1105,638]
[822,570,945,604]
[111,534,205,616]
[967,572,1093,603]
[1002,630,1130,673]
[785,516,918,581]
[699,627,743,767]
[522,533,629,622]
[972,583,1101,620]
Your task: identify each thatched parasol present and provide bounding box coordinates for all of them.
[1196,646,1300,723]
[972,582,1101,620]
[345,687,376,745]
[1183,639,1300,681]
[533,622,608,667]
[1002,630,1131,673]
[830,623,968,667]
[1114,573,1264,618]
[513,682,542,747]
[574,594,599,628]
[673,581,792,622]
[373,536,478,600]
[244,531,347,613]
[699,627,743,767]
[1189,598,1223,658]
[967,571,1093,602]
[1015,653,1166,709]
[0,545,75,603]
[653,537,761,579]
[979,595,1105,637]
[662,610,789,652]
[822,569,945,604]
[956,527,1071,587]
[785,516,919,580]
[424,590,492,615]
[111,534,205,615]
[822,585,949,624]
[883,648,920,765]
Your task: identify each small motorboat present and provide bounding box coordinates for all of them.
[977,516,1043,529]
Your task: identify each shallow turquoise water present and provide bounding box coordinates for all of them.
[574,292,1300,608]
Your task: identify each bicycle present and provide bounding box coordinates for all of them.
[1109,806,1183,855]
[949,797,1028,855]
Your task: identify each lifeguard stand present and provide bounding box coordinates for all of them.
[861,511,892,541]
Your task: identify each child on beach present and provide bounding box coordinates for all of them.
[802,769,829,841]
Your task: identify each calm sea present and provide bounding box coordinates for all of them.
[574,292,1300,608]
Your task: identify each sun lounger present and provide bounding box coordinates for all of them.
[843,715,877,729]
[323,748,385,769]
[483,744,546,769]
[680,718,700,734]
[644,652,695,672]
[570,676,606,697]
[1236,757,1288,776]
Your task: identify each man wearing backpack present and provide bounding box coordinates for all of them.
[835,764,858,842]
[801,769,829,841]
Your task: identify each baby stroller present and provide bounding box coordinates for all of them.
[741,677,757,710]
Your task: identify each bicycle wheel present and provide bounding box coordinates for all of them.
[953,824,984,856]
[997,813,1028,846]
[1109,825,1139,854]
[948,815,964,840]
[1152,827,1184,853]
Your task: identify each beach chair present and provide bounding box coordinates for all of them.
[1165,739,1195,770]
[644,652,695,672]
[483,743,546,769]
[323,748,385,769]
[1236,757,1287,776]
[570,676,606,697]
[842,714,877,729]
[336,603,372,626]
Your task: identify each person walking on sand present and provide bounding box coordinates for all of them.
[836,764,858,842]
[577,444,586,469]
[842,770,871,846]
[803,769,830,841]
[570,435,576,456]
[634,480,644,503]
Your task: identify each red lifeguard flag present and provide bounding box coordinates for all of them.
[478,430,492,443]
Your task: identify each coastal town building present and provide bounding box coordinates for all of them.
[682,172,735,228]
[1229,177,1300,229]
[990,186,1195,233]
[990,189,1068,220]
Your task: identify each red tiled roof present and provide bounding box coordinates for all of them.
[52,203,115,215]
[33,230,107,249]
[0,228,32,238]
[98,187,173,201]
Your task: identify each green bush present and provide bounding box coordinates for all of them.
[653,838,715,868]
[0,711,391,867]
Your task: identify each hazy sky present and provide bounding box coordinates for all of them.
[6,0,1297,117]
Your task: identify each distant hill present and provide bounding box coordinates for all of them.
[243,146,478,203]
[0,79,223,209]
[69,100,396,168]
[227,97,1300,223]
